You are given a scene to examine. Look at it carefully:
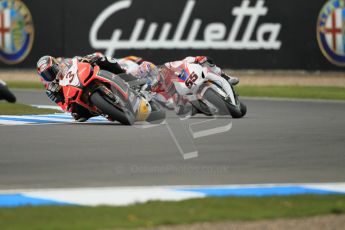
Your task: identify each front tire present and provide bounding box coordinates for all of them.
[240,101,247,117]
[203,88,245,118]
[203,88,233,116]
[90,91,135,125]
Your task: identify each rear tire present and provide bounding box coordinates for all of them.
[0,84,16,103]
[90,91,134,125]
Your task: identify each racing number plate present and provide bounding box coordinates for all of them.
[185,72,198,89]
[59,59,80,87]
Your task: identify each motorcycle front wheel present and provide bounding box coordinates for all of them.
[203,88,245,118]
[238,100,247,117]
[90,91,135,125]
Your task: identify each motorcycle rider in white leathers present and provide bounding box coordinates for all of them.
[159,56,239,114]
[119,56,239,113]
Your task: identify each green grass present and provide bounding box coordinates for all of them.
[0,195,344,230]
[236,85,345,100]
[0,102,58,115]
[6,81,44,89]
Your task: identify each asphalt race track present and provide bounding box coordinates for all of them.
[0,89,344,189]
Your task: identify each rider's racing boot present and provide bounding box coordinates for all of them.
[228,77,239,86]
[221,73,239,86]
[72,112,93,122]
[71,104,95,122]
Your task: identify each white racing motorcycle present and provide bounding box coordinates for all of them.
[170,63,247,118]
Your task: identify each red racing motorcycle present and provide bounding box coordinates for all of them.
[58,58,165,125]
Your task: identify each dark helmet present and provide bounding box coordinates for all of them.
[37,56,60,82]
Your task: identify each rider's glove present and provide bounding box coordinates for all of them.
[221,70,229,78]
[47,81,60,92]
[195,56,215,66]
[46,90,64,104]
[82,52,104,65]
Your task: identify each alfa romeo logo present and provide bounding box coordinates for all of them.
[317,0,345,66]
[0,0,34,64]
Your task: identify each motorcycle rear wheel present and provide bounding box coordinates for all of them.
[90,91,135,125]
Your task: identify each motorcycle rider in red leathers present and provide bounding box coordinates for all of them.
[37,52,127,122]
